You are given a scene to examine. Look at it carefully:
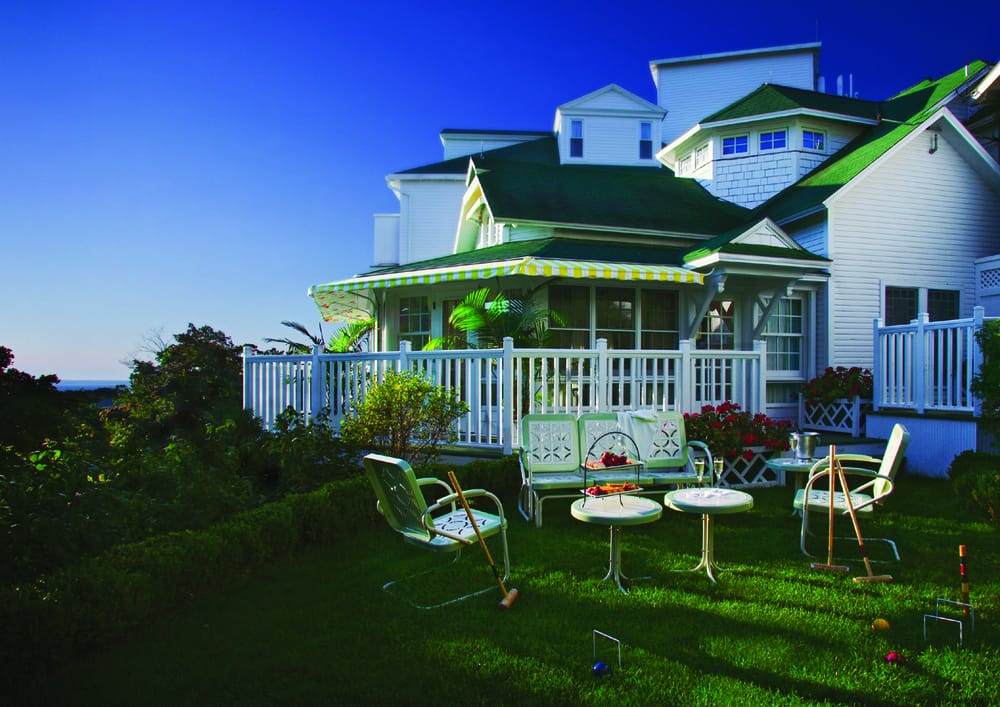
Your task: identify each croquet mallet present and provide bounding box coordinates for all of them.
[811,445,850,573]
[836,460,892,584]
[447,471,519,608]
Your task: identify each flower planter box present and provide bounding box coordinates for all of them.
[716,447,780,488]
[798,394,872,437]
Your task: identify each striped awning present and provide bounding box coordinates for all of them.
[309,256,703,322]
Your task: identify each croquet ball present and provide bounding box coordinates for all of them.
[871,618,890,632]
[592,661,611,677]
[885,651,905,665]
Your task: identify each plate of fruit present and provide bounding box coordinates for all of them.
[585,450,639,469]
[583,482,640,497]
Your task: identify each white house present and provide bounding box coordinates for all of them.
[303,44,1000,470]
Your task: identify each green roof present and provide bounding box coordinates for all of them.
[473,158,750,235]
[703,83,881,124]
[756,60,990,224]
[357,237,691,277]
[394,136,558,175]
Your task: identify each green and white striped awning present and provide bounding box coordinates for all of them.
[309,256,703,322]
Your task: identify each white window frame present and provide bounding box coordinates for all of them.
[639,121,653,160]
[677,153,692,175]
[802,129,825,151]
[569,119,584,158]
[722,134,749,155]
[759,129,787,151]
[694,142,710,169]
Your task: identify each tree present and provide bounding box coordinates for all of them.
[424,288,563,350]
[103,324,244,450]
[0,346,64,452]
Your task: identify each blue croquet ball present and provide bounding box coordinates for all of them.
[592,661,611,677]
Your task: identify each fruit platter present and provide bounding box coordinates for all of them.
[583,481,641,497]
[584,451,640,469]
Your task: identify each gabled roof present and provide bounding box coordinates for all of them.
[392,136,558,176]
[702,83,881,124]
[683,218,829,264]
[756,60,992,224]
[470,157,750,236]
[556,84,664,116]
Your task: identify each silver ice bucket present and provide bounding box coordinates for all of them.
[789,431,819,461]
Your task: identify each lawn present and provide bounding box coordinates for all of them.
[27,474,998,706]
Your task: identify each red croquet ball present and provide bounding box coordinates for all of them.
[885,651,905,665]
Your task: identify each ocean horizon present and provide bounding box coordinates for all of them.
[56,380,130,391]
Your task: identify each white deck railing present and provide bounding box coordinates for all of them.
[874,306,995,415]
[243,338,768,454]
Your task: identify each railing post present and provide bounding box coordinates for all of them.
[398,340,411,372]
[972,306,985,417]
[679,339,694,413]
[872,318,883,411]
[753,339,767,414]
[309,345,322,424]
[851,395,861,437]
[914,313,929,414]
[596,338,609,412]
[502,337,514,455]
[242,345,253,414]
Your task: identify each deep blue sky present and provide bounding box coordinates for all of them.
[2,1,997,379]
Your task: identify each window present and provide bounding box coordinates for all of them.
[398,296,430,349]
[885,286,960,325]
[641,290,679,349]
[722,135,748,155]
[677,154,692,175]
[570,119,583,158]
[760,130,787,151]
[802,130,825,151]
[694,143,710,168]
[596,287,635,349]
[442,299,466,346]
[548,285,589,347]
[697,300,735,350]
[639,122,653,160]
[758,297,804,373]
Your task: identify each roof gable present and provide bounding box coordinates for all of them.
[683,218,827,264]
[556,84,664,117]
[702,84,881,125]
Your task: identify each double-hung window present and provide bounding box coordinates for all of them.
[570,120,584,158]
[398,296,430,349]
[694,143,709,169]
[885,286,960,325]
[639,122,653,160]
[722,135,748,155]
[802,129,825,151]
[760,129,787,151]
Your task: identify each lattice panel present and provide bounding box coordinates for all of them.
[980,267,1000,291]
[717,448,780,488]
[801,398,870,436]
[648,418,684,463]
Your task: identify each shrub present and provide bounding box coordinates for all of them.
[339,370,468,466]
[973,319,1000,437]
[947,450,1000,521]
[683,402,791,461]
[802,366,873,406]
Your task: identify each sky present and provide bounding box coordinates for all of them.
[2,1,997,381]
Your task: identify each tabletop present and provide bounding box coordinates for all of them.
[571,495,663,526]
[765,457,819,473]
[664,487,754,515]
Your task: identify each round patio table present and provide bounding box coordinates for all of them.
[570,494,662,594]
[663,487,753,583]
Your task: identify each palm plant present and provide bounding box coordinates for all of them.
[265,319,374,354]
[424,288,563,350]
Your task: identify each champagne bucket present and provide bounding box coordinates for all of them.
[789,431,819,461]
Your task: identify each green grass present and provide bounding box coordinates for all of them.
[26,475,999,706]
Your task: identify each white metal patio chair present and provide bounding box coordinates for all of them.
[793,423,910,560]
[363,453,509,609]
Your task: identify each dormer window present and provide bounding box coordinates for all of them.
[570,120,584,158]
[677,153,692,176]
[722,135,748,155]
[760,130,787,151]
[639,122,653,159]
[802,129,825,151]
[694,143,710,169]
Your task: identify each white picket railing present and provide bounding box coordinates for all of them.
[874,306,996,415]
[243,338,768,454]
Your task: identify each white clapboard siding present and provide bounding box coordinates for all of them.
[828,130,1000,368]
[654,49,816,145]
[396,179,467,264]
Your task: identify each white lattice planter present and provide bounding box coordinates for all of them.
[716,447,780,488]
[798,394,871,437]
